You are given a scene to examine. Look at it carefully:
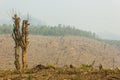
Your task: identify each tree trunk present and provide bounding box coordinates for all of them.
[12,14,29,73]
[14,43,21,73]
[22,48,28,71]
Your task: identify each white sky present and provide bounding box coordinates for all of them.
[0,0,120,36]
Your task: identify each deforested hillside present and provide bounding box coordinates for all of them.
[1,24,120,46]
[0,34,120,69]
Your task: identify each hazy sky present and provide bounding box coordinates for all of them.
[0,0,120,36]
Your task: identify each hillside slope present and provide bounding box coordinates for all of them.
[0,34,120,69]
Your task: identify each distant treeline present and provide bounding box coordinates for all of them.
[0,24,120,46]
[0,24,96,38]
[29,25,96,38]
[0,24,12,34]
[101,39,120,46]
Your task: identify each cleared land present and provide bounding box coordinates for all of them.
[0,65,120,80]
[0,34,120,80]
[0,34,120,70]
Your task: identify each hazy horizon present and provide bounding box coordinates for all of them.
[0,0,120,39]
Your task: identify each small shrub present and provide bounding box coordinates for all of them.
[80,64,93,70]
[57,68,63,74]
[28,74,32,80]
[47,64,55,69]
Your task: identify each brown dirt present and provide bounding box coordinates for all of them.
[0,65,120,80]
[0,34,120,70]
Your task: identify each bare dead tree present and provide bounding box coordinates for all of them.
[12,14,29,72]
[12,14,21,73]
[21,20,29,71]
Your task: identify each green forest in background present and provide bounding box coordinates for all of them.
[0,24,120,46]
[0,24,96,38]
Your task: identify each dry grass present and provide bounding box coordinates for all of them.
[0,34,120,70]
[0,65,120,80]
